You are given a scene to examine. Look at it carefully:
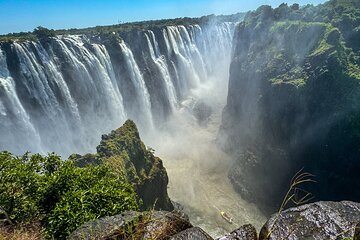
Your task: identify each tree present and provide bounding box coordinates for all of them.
[33,26,55,39]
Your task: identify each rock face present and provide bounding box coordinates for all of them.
[259,201,360,240]
[0,16,239,157]
[170,227,213,240]
[70,120,174,211]
[68,211,192,240]
[68,201,360,240]
[220,0,360,213]
[218,224,257,240]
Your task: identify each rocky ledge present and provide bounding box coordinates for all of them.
[70,201,360,240]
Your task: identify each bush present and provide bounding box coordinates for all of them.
[45,166,138,238]
[0,151,139,239]
[0,152,43,223]
[33,26,55,39]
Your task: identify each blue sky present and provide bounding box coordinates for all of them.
[0,0,327,35]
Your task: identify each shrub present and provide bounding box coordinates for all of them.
[0,151,139,239]
[0,152,43,224]
[33,26,55,40]
[45,169,138,239]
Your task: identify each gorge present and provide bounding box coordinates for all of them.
[0,14,267,237]
[0,0,360,239]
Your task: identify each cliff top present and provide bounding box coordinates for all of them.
[0,13,244,43]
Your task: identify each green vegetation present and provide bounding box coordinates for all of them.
[0,120,172,238]
[0,120,174,239]
[0,151,139,239]
[33,26,56,40]
[348,62,360,80]
[71,120,173,211]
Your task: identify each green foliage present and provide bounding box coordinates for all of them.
[33,26,55,40]
[72,120,173,211]
[348,62,360,80]
[46,169,138,239]
[96,120,155,183]
[0,151,139,239]
[0,152,42,224]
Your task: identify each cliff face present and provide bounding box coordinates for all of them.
[220,0,360,213]
[70,120,174,211]
[0,19,236,157]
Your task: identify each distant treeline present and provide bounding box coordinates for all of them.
[0,13,245,43]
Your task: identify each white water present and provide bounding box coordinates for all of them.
[150,75,266,237]
[0,22,266,236]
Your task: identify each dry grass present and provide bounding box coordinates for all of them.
[0,223,44,240]
[266,168,316,239]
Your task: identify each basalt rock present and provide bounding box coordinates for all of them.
[218,224,257,240]
[170,227,213,240]
[220,0,360,213]
[259,201,360,240]
[68,211,192,240]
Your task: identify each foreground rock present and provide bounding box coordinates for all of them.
[259,201,360,240]
[69,211,192,240]
[218,224,257,240]
[170,227,213,240]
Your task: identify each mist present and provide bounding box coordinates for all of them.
[0,15,268,237]
[142,24,266,236]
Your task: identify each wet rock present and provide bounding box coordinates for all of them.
[68,211,192,240]
[218,224,257,240]
[170,227,213,240]
[193,100,212,125]
[259,201,360,240]
[220,2,360,213]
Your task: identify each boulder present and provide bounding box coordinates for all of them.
[170,227,213,240]
[259,201,360,240]
[68,211,192,240]
[218,224,257,240]
[193,100,212,125]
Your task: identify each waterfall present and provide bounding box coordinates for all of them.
[145,31,177,110]
[0,22,236,156]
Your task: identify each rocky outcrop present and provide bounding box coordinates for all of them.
[218,224,257,240]
[68,211,192,240]
[220,0,360,213]
[70,120,174,211]
[259,201,360,240]
[69,201,360,240]
[170,227,213,240]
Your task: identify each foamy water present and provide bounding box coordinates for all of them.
[147,83,266,237]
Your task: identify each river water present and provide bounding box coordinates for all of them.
[147,79,266,238]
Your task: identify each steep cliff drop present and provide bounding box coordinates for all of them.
[0,16,266,237]
[219,1,360,214]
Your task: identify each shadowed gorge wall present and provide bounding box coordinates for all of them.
[219,0,360,214]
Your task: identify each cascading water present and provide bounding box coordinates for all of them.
[0,21,266,236]
[0,22,233,156]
